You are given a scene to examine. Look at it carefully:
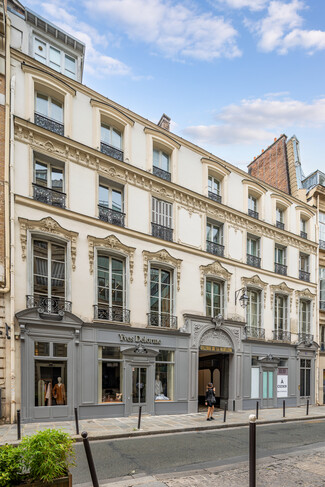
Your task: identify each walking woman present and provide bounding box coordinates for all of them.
[205,382,216,421]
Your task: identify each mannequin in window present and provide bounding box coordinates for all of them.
[155,374,163,397]
[52,377,66,405]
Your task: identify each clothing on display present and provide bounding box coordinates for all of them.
[52,377,66,405]
[155,394,170,400]
[154,376,163,396]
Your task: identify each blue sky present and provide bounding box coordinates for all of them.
[25,0,325,177]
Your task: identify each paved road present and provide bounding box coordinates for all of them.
[72,419,325,485]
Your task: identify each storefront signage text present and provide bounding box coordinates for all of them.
[200,345,233,353]
[118,334,161,345]
[277,369,288,398]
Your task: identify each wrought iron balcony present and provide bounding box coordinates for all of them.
[100,141,123,161]
[33,183,66,208]
[299,269,310,282]
[151,222,173,242]
[276,221,285,230]
[320,239,325,250]
[273,329,291,342]
[94,304,130,323]
[300,231,307,239]
[245,326,265,340]
[153,166,171,182]
[208,191,222,204]
[275,262,287,276]
[206,240,224,257]
[320,300,325,311]
[147,312,177,329]
[26,295,71,315]
[247,253,261,268]
[98,205,125,227]
[298,332,313,343]
[34,112,64,136]
[248,209,259,219]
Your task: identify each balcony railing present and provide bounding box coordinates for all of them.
[248,209,259,219]
[299,269,310,282]
[320,239,325,250]
[94,304,130,323]
[33,183,66,208]
[26,295,71,315]
[153,166,171,182]
[98,205,125,227]
[208,191,222,204]
[100,141,123,161]
[34,112,64,136]
[275,262,287,276]
[245,326,265,340]
[273,329,291,342]
[300,231,307,239]
[276,221,285,230]
[151,223,173,242]
[320,301,325,310]
[206,240,224,257]
[298,332,313,343]
[247,254,261,268]
[147,312,177,329]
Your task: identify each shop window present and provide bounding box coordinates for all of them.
[155,350,174,401]
[98,180,125,227]
[206,221,224,257]
[33,157,65,208]
[300,359,311,397]
[34,342,68,407]
[247,235,261,268]
[205,279,224,318]
[153,147,171,182]
[152,197,173,242]
[98,346,123,403]
[246,289,261,329]
[35,92,64,136]
[33,36,77,79]
[100,122,123,161]
[149,267,176,328]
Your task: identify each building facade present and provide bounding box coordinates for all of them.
[0,2,319,423]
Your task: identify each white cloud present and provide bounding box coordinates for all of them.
[214,0,269,11]
[84,0,241,60]
[247,0,325,54]
[184,96,325,146]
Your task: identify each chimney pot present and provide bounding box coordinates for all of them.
[158,113,171,131]
[274,137,277,142]
[262,149,264,152]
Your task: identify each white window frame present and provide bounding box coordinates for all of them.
[152,197,173,229]
[35,92,64,123]
[100,122,123,150]
[274,294,288,331]
[205,278,224,318]
[248,194,258,212]
[247,235,260,257]
[208,175,220,196]
[206,221,223,245]
[153,148,170,172]
[299,299,311,334]
[32,238,67,300]
[98,181,123,213]
[33,36,77,79]
[275,245,286,265]
[276,207,284,224]
[320,212,325,242]
[34,158,64,192]
[149,265,174,316]
[299,253,309,272]
[96,253,126,309]
[246,288,262,329]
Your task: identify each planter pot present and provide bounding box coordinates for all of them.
[17,473,72,487]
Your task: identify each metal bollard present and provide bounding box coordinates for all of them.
[74,407,79,435]
[283,400,285,418]
[81,432,99,487]
[223,402,227,423]
[249,414,256,487]
[233,400,235,412]
[306,399,309,416]
[138,405,142,430]
[17,409,21,440]
[256,401,259,420]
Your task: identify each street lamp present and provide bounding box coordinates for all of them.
[235,287,249,308]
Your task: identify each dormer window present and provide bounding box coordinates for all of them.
[100,122,123,162]
[300,218,307,239]
[34,37,77,79]
[153,147,171,182]
[248,195,258,219]
[276,207,285,230]
[208,175,221,203]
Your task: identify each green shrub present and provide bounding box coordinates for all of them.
[20,429,75,483]
[0,443,24,487]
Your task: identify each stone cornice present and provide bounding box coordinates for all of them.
[14,118,318,257]
[21,62,76,96]
[90,99,135,126]
[143,127,181,149]
[87,235,136,278]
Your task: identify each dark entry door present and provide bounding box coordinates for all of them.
[132,367,148,413]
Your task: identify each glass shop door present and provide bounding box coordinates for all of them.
[132,367,148,413]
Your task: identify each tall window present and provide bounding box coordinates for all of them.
[274,295,288,331]
[101,123,122,150]
[320,267,325,310]
[247,235,261,268]
[321,326,325,352]
[155,351,174,401]
[35,93,63,123]
[300,359,311,397]
[97,255,125,320]
[299,253,310,281]
[149,267,174,327]
[206,279,224,318]
[248,194,258,218]
[153,148,170,172]
[208,175,221,203]
[275,245,287,275]
[299,300,311,334]
[33,159,65,208]
[152,198,173,241]
[32,240,66,312]
[206,221,224,257]
[320,212,325,244]
[276,207,285,229]
[300,218,307,238]
[246,289,261,328]
[98,183,124,227]
[34,37,76,79]
[98,347,123,403]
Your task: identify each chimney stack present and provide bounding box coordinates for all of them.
[158,113,171,131]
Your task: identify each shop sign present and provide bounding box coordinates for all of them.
[118,333,161,345]
[277,368,288,398]
[200,345,233,353]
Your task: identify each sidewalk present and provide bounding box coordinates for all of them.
[1,404,325,445]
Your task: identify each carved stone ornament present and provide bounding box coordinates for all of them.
[242,274,268,308]
[200,329,233,350]
[200,260,232,299]
[270,282,294,311]
[295,288,316,314]
[88,235,136,280]
[19,217,78,271]
[142,249,182,291]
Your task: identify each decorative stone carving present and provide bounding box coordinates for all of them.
[88,235,136,280]
[200,329,233,349]
[19,217,78,271]
[295,288,316,313]
[200,260,232,300]
[242,274,268,308]
[270,282,294,311]
[143,249,182,291]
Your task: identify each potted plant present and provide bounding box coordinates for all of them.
[0,429,75,487]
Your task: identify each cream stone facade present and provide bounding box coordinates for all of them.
[0,2,320,422]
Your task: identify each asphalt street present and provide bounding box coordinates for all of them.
[72,419,325,485]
